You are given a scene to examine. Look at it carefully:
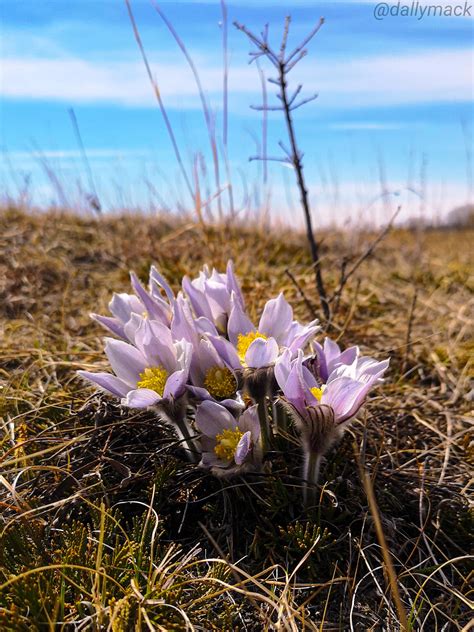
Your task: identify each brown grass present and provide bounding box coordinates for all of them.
[0,206,473,630]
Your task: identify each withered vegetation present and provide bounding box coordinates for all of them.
[1,207,472,630]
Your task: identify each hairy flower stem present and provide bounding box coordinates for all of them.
[174,418,199,463]
[302,451,322,507]
[257,396,271,453]
[160,405,199,463]
[274,401,288,436]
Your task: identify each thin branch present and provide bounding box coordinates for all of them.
[235,15,330,320]
[250,104,285,111]
[288,84,303,106]
[286,50,307,72]
[249,155,291,164]
[285,269,317,319]
[286,17,325,64]
[330,205,402,316]
[234,21,280,66]
[279,16,291,61]
[290,93,318,111]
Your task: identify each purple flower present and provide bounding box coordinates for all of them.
[195,401,261,474]
[209,292,319,370]
[78,319,192,409]
[310,337,389,384]
[90,267,174,340]
[182,261,244,333]
[187,338,242,411]
[276,349,388,452]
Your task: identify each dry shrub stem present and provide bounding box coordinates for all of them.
[235,17,330,321]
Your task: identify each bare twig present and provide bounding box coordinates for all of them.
[331,205,402,315]
[235,16,330,321]
[285,268,317,319]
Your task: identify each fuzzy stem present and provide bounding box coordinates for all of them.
[257,396,271,454]
[302,451,322,507]
[273,401,288,436]
[175,418,200,463]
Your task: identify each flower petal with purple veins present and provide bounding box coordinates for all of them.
[226,260,245,308]
[195,400,237,437]
[282,362,308,416]
[134,319,176,372]
[194,317,219,336]
[234,431,251,465]
[227,294,255,345]
[90,313,126,339]
[245,336,279,368]
[171,296,199,347]
[258,293,293,342]
[238,405,260,442]
[321,376,372,422]
[287,323,320,356]
[163,369,188,400]
[274,348,293,391]
[77,371,130,397]
[183,275,214,321]
[207,334,242,370]
[122,388,161,408]
[109,292,143,324]
[104,338,146,387]
[130,272,168,324]
[150,265,175,302]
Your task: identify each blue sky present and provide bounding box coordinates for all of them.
[1,0,472,225]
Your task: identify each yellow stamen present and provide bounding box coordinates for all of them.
[137,366,168,395]
[204,366,237,399]
[214,427,244,462]
[310,386,324,401]
[236,331,267,363]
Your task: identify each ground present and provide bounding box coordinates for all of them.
[0,207,472,630]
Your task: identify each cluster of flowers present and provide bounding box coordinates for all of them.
[79,261,388,498]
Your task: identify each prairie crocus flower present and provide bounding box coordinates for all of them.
[195,401,261,475]
[182,260,244,334]
[78,325,192,409]
[90,266,174,340]
[275,349,388,503]
[78,324,197,459]
[208,292,318,370]
[187,338,241,410]
[310,337,389,384]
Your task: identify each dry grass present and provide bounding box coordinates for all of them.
[1,206,473,630]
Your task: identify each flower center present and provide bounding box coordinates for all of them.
[214,427,244,462]
[136,366,169,395]
[204,366,237,399]
[236,331,267,363]
[310,386,324,401]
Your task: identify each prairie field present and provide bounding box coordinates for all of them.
[0,207,472,630]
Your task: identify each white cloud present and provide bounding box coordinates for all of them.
[1,47,472,108]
